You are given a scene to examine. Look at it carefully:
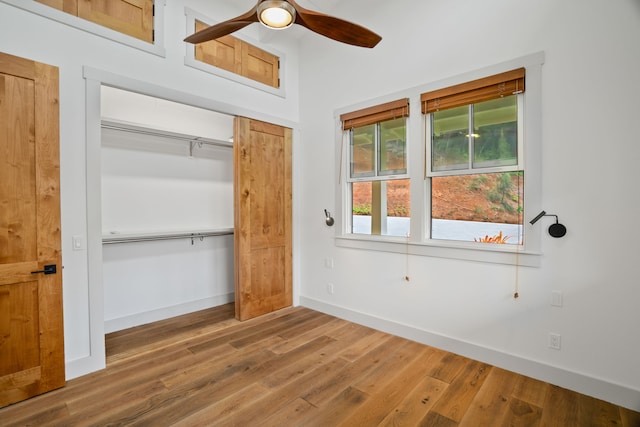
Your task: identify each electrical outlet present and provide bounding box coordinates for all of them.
[326,283,334,295]
[549,333,561,350]
[324,258,334,269]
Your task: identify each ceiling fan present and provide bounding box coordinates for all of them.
[184,0,382,48]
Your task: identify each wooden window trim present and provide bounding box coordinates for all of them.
[341,98,410,130]
[421,68,525,114]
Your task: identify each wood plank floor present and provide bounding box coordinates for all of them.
[1,304,639,426]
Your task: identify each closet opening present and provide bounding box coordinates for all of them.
[99,86,236,340]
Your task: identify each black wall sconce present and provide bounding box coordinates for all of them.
[530,210,567,238]
[324,209,335,227]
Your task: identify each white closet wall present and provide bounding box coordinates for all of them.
[101,87,235,332]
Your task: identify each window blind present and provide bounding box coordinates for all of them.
[340,98,410,130]
[421,68,525,114]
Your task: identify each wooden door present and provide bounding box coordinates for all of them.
[234,117,292,321]
[0,52,64,408]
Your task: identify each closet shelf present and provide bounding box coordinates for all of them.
[102,228,234,244]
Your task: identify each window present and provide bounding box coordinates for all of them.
[35,0,154,43]
[422,68,525,245]
[194,20,280,89]
[334,53,543,266]
[340,99,410,237]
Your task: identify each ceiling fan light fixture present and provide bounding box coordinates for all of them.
[257,1,296,29]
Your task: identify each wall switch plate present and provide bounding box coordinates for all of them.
[72,235,85,251]
[324,258,334,269]
[551,290,563,307]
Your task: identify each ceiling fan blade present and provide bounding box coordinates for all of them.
[184,7,259,44]
[288,0,381,48]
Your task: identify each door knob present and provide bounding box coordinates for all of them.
[31,264,57,275]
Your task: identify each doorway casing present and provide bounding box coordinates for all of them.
[78,66,300,380]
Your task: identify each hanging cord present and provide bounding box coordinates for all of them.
[513,172,523,299]
[404,233,410,282]
[513,248,520,299]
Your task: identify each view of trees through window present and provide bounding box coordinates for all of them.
[432,97,518,171]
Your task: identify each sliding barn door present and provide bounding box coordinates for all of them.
[0,52,65,407]
[234,117,292,321]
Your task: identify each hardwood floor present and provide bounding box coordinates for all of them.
[1,304,639,426]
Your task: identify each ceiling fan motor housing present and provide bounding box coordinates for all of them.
[257,1,297,29]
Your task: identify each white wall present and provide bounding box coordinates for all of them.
[297,0,640,410]
[100,89,235,234]
[0,0,301,379]
[103,235,234,333]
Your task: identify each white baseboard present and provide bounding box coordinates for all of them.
[300,296,640,412]
[65,353,106,381]
[104,293,235,333]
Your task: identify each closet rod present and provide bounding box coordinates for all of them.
[102,230,234,245]
[101,121,233,149]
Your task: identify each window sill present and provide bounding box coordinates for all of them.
[335,234,541,267]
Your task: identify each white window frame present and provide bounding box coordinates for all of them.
[334,52,544,267]
[0,0,166,57]
[426,96,524,177]
[343,113,410,236]
[346,119,410,183]
[426,94,525,246]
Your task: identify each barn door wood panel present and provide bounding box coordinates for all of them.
[0,51,64,408]
[234,117,292,321]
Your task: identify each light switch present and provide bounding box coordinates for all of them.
[72,235,84,251]
[551,290,563,307]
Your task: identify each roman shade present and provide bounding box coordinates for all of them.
[421,68,525,114]
[341,98,410,130]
